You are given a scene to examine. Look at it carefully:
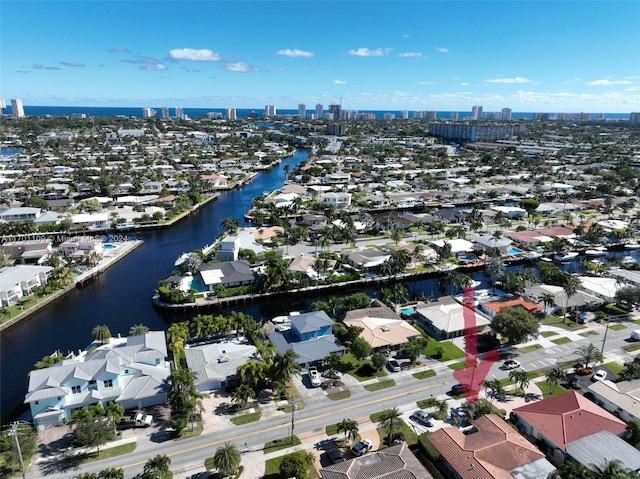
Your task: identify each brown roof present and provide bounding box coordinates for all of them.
[482,297,544,315]
[320,443,432,479]
[513,391,627,451]
[427,415,546,479]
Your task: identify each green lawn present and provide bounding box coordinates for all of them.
[375,420,419,447]
[540,331,558,338]
[326,424,340,436]
[609,323,628,331]
[623,343,640,352]
[340,352,389,382]
[602,361,625,377]
[230,411,261,425]
[60,442,137,468]
[425,340,466,361]
[536,380,568,398]
[552,337,572,345]
[364,379,396,392]
[264,456,319,479]
[412,369,436,380]
[580,330,600,337]
[447,361,467,370]
[541,315,584,331]
[175,424,203,439]
[517,344,543,353]
[263,436,301,454]
[327,390,351,400]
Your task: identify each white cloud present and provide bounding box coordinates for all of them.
[460,82,469,86]
[222,63,259,72]
[586,79,632,86]
[169,48,221,62]
[435,47,449,53]
[140,64,167,71]
[398,52,423,58]
[484,77,532,84]
[331,80,347,85]
[348,47,386,57]
[276,48,314,58]
[417,81,436,85]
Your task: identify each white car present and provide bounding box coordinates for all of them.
[351,439,373,456]
[321,369,343,379]
[592,369,607,382]
[503,360,521,370]
[309,367,321,387]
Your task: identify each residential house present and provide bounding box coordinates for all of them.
[59,236,105,258]
[287,255,319,280]
[71,212,110,229]
[343,304,421,351]
[415,296,491,339]
[0,207,41,221]
[526,284,603,313]
[268,311,345,368]
[428,414,555,479]
[433,207,467,224]
[217,231,264,262]
[565,430,640,475]
[0,265,53,306]
[430,239,474,255]
[479,297,544,318]
[184,338,259,392]
[320,443,433,479]
[588,377,640,423]
[24,331,170,430]
[576,276,622,302]
[320,192,352,209]
[513,391,627,465]
[2,239,53,264]
[199,260,257,290]
[343,248,391,269]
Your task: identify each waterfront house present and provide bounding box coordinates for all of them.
[268,311,345,368]
[24,331,170,430]
[0,207,42,221]
[1,239,53,264]
[343,303,421,352]
[479,297,544,318]
[199,260,257,290]
[0,264,53,306]
[59,236,104,258]
[343,248,391,269]
[428,414,555,479]
[512,391,627,465]
[217,231,264,262]
[415,296,491,340]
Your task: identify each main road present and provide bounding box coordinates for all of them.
[28,315,639,478]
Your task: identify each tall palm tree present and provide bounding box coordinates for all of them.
[509,369,532,396]
[545,367,567,395]
[561,273,581,323]
[128,324,149,336]
[143,454,171,479]
[105,401,124,437]
[91,324,111,344]
[97,469,124,479]
[337,418,359,444]
[212,442,241,478]
[166,321,189,364]
[574,343,602,370]
[592,459,632,478]
[378,407,402,447]
[237,359,269,389]
[539,293,556,313]
[271,349,301,384]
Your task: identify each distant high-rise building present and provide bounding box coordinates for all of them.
[401,110,409,119]
[175,107,185,120]
[555,113,571,121]
[11,98,24,118]
[265,105,276,117]
[161,107,169,119]
[595,113,605,121]
[315,103,323,119]
[226,108,237,120]
[329,103,342,121]
[451,112,458,120]
[206,112,223,119]
[501,108,512,120]
[0,98,6,114]
[383,112,396,120]
[471,105,483,120]
[298,103,306,119]
[573,112,590,121]
[423,111,437,120]
[630,112,640,123]
[532,112,550,121]
[142,107,156,118]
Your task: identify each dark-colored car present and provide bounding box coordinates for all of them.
[451,384,470,395]
[411,410,436,427]
[567,378,581,390]
[395,349,412,360]
[327,448,345,464]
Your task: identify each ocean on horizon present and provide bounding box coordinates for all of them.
[4,105,633,121]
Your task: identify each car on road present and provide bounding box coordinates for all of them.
[309,367,321,387]
[503,359,521,370]
[387,359,402,372]
[351,439,373,457]
[451,384,470,395]
[321,369,343,379]
[592,369,607,382]
[411,410,435,427]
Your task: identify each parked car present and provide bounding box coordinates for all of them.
[326,448,345,464]
[395,349,412,360]
[309,367,321,387]
[321,369,343,379]
[451,384,470,395]
[116,413,153,429]
[592,369,607,382]
[566,378,582,390]
[351,439,373,457]
[411,410,435,427]
[387,359,401,372]
[503,359,521,370]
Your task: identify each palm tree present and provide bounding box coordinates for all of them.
[271,349,301,383]
[336,418,359,444]
[231,384,255,409]
[104,401,124,437]
[545,367,567,395]
[561,273,581,323]
[97,469,124,479]
[128,324,149,336]
[236,359,269,389]
[143,454,171,479]
[91,324,111,344]
[574,343,602,371]
[166,321,189,364]
[378,407,402,447]
[539,293,556,313]
[212,442,241,478]
[592,459,632,478]
[509,369,532,396]
[390,227,404,245]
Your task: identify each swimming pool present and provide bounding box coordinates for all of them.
[399,306,416,315]
[104,244,117,250]
[507,247,523,255]
[186,278,207,292]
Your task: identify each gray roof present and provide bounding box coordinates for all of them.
[0,265,53,292]
[200,260,257,285]
[588,377,640,421]
[185,340,259,386]
[292,310,333,334]
[268,331,344,364]
[566,430,640,473]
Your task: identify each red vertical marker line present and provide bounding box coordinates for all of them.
[453,285,500,403]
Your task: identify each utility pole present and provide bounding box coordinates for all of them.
[289,397,296,444]
[11,422,27,479]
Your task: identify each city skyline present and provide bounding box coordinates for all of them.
[1,1,639,112]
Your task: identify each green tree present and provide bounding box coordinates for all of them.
[509,369,532,396]
[91,324,111,344]
[0,423,37,478]
[165,367,204,434]
[561,273,581,323]
[406,336,429,365]
[337,419,359,444]
[104,401,124,437]
[166,321,189,363]
[212,442,241,477]
[73,409,114,453]
[378,407,402,447]
[545,367,567,395]
[271,349,301,383]
[231,384,255,409]
[350,336,372,361]
[236,359,269,390]
[143,454,171,479]
[97,468,124,479]
[279,451,314,479]
[574,343,602,371]
[371,352,387,371]
[490,308,539,345]
[128,324,149,336]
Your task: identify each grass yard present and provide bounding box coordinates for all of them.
[412,369,437,380]
[176,424,203,439]
[425,340,466,361]
[327,390,351,400]
[263,436,301,454]
[230,411,261,425]
[340,352,389,382]
[326,423,340,436]
[580,330,600,337]
[541,316,584,331]
[517,344,543,353]
[447,361,467,370]
[364,379,396,392]
[264,456,319,479]
[602,361,625,377]
[60,442,137,468]
[375,421,419,447]
[623,343,640,352]
[609,323,628,331]
[536,380,568,398]
[540,331,558,338]
[552,337,572,345]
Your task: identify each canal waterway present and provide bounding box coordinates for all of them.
[0,150,310,420]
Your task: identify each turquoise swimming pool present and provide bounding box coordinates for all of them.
[399,306,416,315]
[507,247,523,255]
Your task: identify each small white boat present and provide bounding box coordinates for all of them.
[625,242,640,250]
[622,256,637,265]
[524,251,542,260]
[554,252,579,262]
[174,253,189,266]
[585,247,607,257]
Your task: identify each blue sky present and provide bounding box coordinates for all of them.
[1,1,639,112]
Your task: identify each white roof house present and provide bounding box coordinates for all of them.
[415,296,491,340]
[577,276,622,302]
[0,265,53,307]
[431,239,474,254]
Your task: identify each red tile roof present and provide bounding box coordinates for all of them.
[483,297,544,314]
[513,391,627,451]
[427,414,546,479]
